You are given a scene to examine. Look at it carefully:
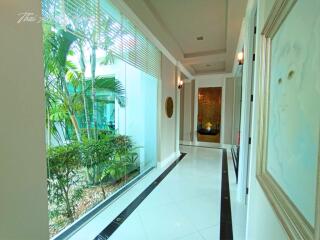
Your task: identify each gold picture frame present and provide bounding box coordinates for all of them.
[257,0,320,239]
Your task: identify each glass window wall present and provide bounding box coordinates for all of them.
[42,0,159,237]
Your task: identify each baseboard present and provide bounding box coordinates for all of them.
[180,141,233,150]
[179,140,193,145]
[159,152,180,168]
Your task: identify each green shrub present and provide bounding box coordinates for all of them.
[110,135,133,154]
[47,143,83,223]
[47,134,140,224]
[102,135,139,182]
[80,138,114,186]
[81,135,139,185]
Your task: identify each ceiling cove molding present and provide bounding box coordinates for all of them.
[184,49,227,59]
[177,61,193,80]
[143,0,186,56]
[183,53,227,66]
[196,72,233,81]
[110,0,194,80]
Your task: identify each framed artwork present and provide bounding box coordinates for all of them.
[197,87,222,143]
[257,0,320,239]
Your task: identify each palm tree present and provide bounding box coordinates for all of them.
[61,0,124,140]
[44,0,130,143]
[44,22,126,145]
[93,76,126,107]
[44,24,83,143]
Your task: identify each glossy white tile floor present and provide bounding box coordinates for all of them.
[227,150,247,240]
[109,146,225,240]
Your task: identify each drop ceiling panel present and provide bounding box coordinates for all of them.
[147,0,227,54]
[125,0,248,76]
[192,61,225,74]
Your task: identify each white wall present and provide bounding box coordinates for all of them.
[159,55,178,163]
[244,0,288,239]
[0,0,49,239]
[193,73,234,144]
[224,77,235,144]
[232,75,242,145]
[180,81,195,142]
[179,82,185,140]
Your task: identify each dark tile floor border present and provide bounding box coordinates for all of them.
[180,144,234,239]
[91,145,233,240]
[54,167,154,240]
[94,153,187,240]
[220,149,233,240]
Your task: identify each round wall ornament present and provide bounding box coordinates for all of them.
[165,97,174,118]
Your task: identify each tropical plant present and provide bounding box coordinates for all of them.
[80,135,138,195]
[47,143,83,223]
[44,24,126,146]
[61,0,124,140]
[43,2,134,235]
[102,135,139,182]
[44,24,83,144]
[80,138,114,192]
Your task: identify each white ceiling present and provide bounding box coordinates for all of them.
[146,0,227,54]
[124,0,248,76]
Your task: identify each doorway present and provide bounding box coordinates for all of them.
[197,87,222,143]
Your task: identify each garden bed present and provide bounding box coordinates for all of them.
[49,170,139,237]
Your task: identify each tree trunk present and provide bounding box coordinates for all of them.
[47,110,51,148]
[62,187,74,222]
[79,42,91,140]
[60,73,82,143]
[70,114,81,142]
[100,184,106,199]
[90,43,97,139]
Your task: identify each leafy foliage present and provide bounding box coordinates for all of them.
[43,3,133,236]
[47,143,83,223]
[102,135,139,182]
[81,135,139,186]
[47,135,139,227]
[80,138,114,186]
[94,76,126,107]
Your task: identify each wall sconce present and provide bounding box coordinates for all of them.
[237,51,244,65]
[178,80,183,89]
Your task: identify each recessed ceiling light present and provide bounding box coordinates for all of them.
[196,36,204,41]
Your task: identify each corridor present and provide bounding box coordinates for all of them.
[107,146,245,240]
[2,0,318,239]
